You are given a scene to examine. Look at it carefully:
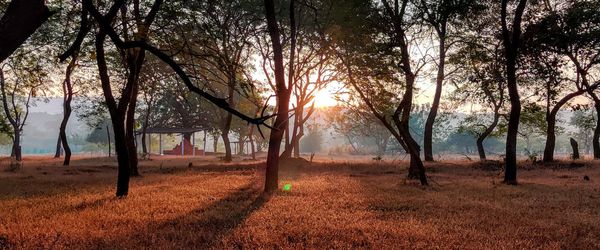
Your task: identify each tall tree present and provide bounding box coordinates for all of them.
[501,0,528,184]
[417,0,483,161]
[262,0,293,192]
[451,39,507,160]
[79,0,272,196]
[524,0,600,160]
[332,0,427,184]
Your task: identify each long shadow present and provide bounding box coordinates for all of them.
[94,181,269,248]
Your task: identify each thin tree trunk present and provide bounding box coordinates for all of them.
[477,110,501,161]
[593,103,600,159]
[424,28,446,162]
[59,54,76,166]
[213,134,219,153]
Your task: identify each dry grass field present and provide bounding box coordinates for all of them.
[1,155,599,249]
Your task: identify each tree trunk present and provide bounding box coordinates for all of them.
[593,104,600,159]
[570,137,579,159]
[249,132,256,160]
[0,0,52,62]
[501,0,527,185]
[59,102,72,166]
[264,0,292,192]
[213,134,219,153]
[221,79,235,162]
[543,116,556,162]
[12,127,21,161]
[141,130,147,155]
[95,31,131,197]
[112,119,130,197]
[221,130,232,161]
[59,54,76,166]
[424,29,446,162]
[54,136,61,158]
[125,96,139,176]
[475,109,501,161]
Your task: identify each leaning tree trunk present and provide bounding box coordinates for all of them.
[476,113,499,161]
[424,29,446,162]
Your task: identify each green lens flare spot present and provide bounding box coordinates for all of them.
[283,183,292,192]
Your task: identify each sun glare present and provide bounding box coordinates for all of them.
[312,88,339,108]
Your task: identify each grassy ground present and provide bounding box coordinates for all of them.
[0,155,599,249]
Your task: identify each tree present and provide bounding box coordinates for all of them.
[262,0,293,192]
[170,0,260,162]
[450,33,507,160]
[524,0,600,160]
[417,0,484,161]
[501,0,528,185]
[331,0,428,184]
[76,0,272,196]
[570,108,595,155]
[0,49,49,162]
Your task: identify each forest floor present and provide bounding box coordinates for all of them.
[0,155,599,249]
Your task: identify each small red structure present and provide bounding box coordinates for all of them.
[140,127,206,156]
[163,138,204,156]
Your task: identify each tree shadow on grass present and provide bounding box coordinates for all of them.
[116,181,268,248]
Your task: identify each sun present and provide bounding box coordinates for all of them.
[312,88,339,108]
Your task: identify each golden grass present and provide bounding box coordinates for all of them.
[1,156,599,249]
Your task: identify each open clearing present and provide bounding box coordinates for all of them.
[1,156,599,249]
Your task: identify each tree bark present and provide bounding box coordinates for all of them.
[0,0,52,62]
[593,104,600,159]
